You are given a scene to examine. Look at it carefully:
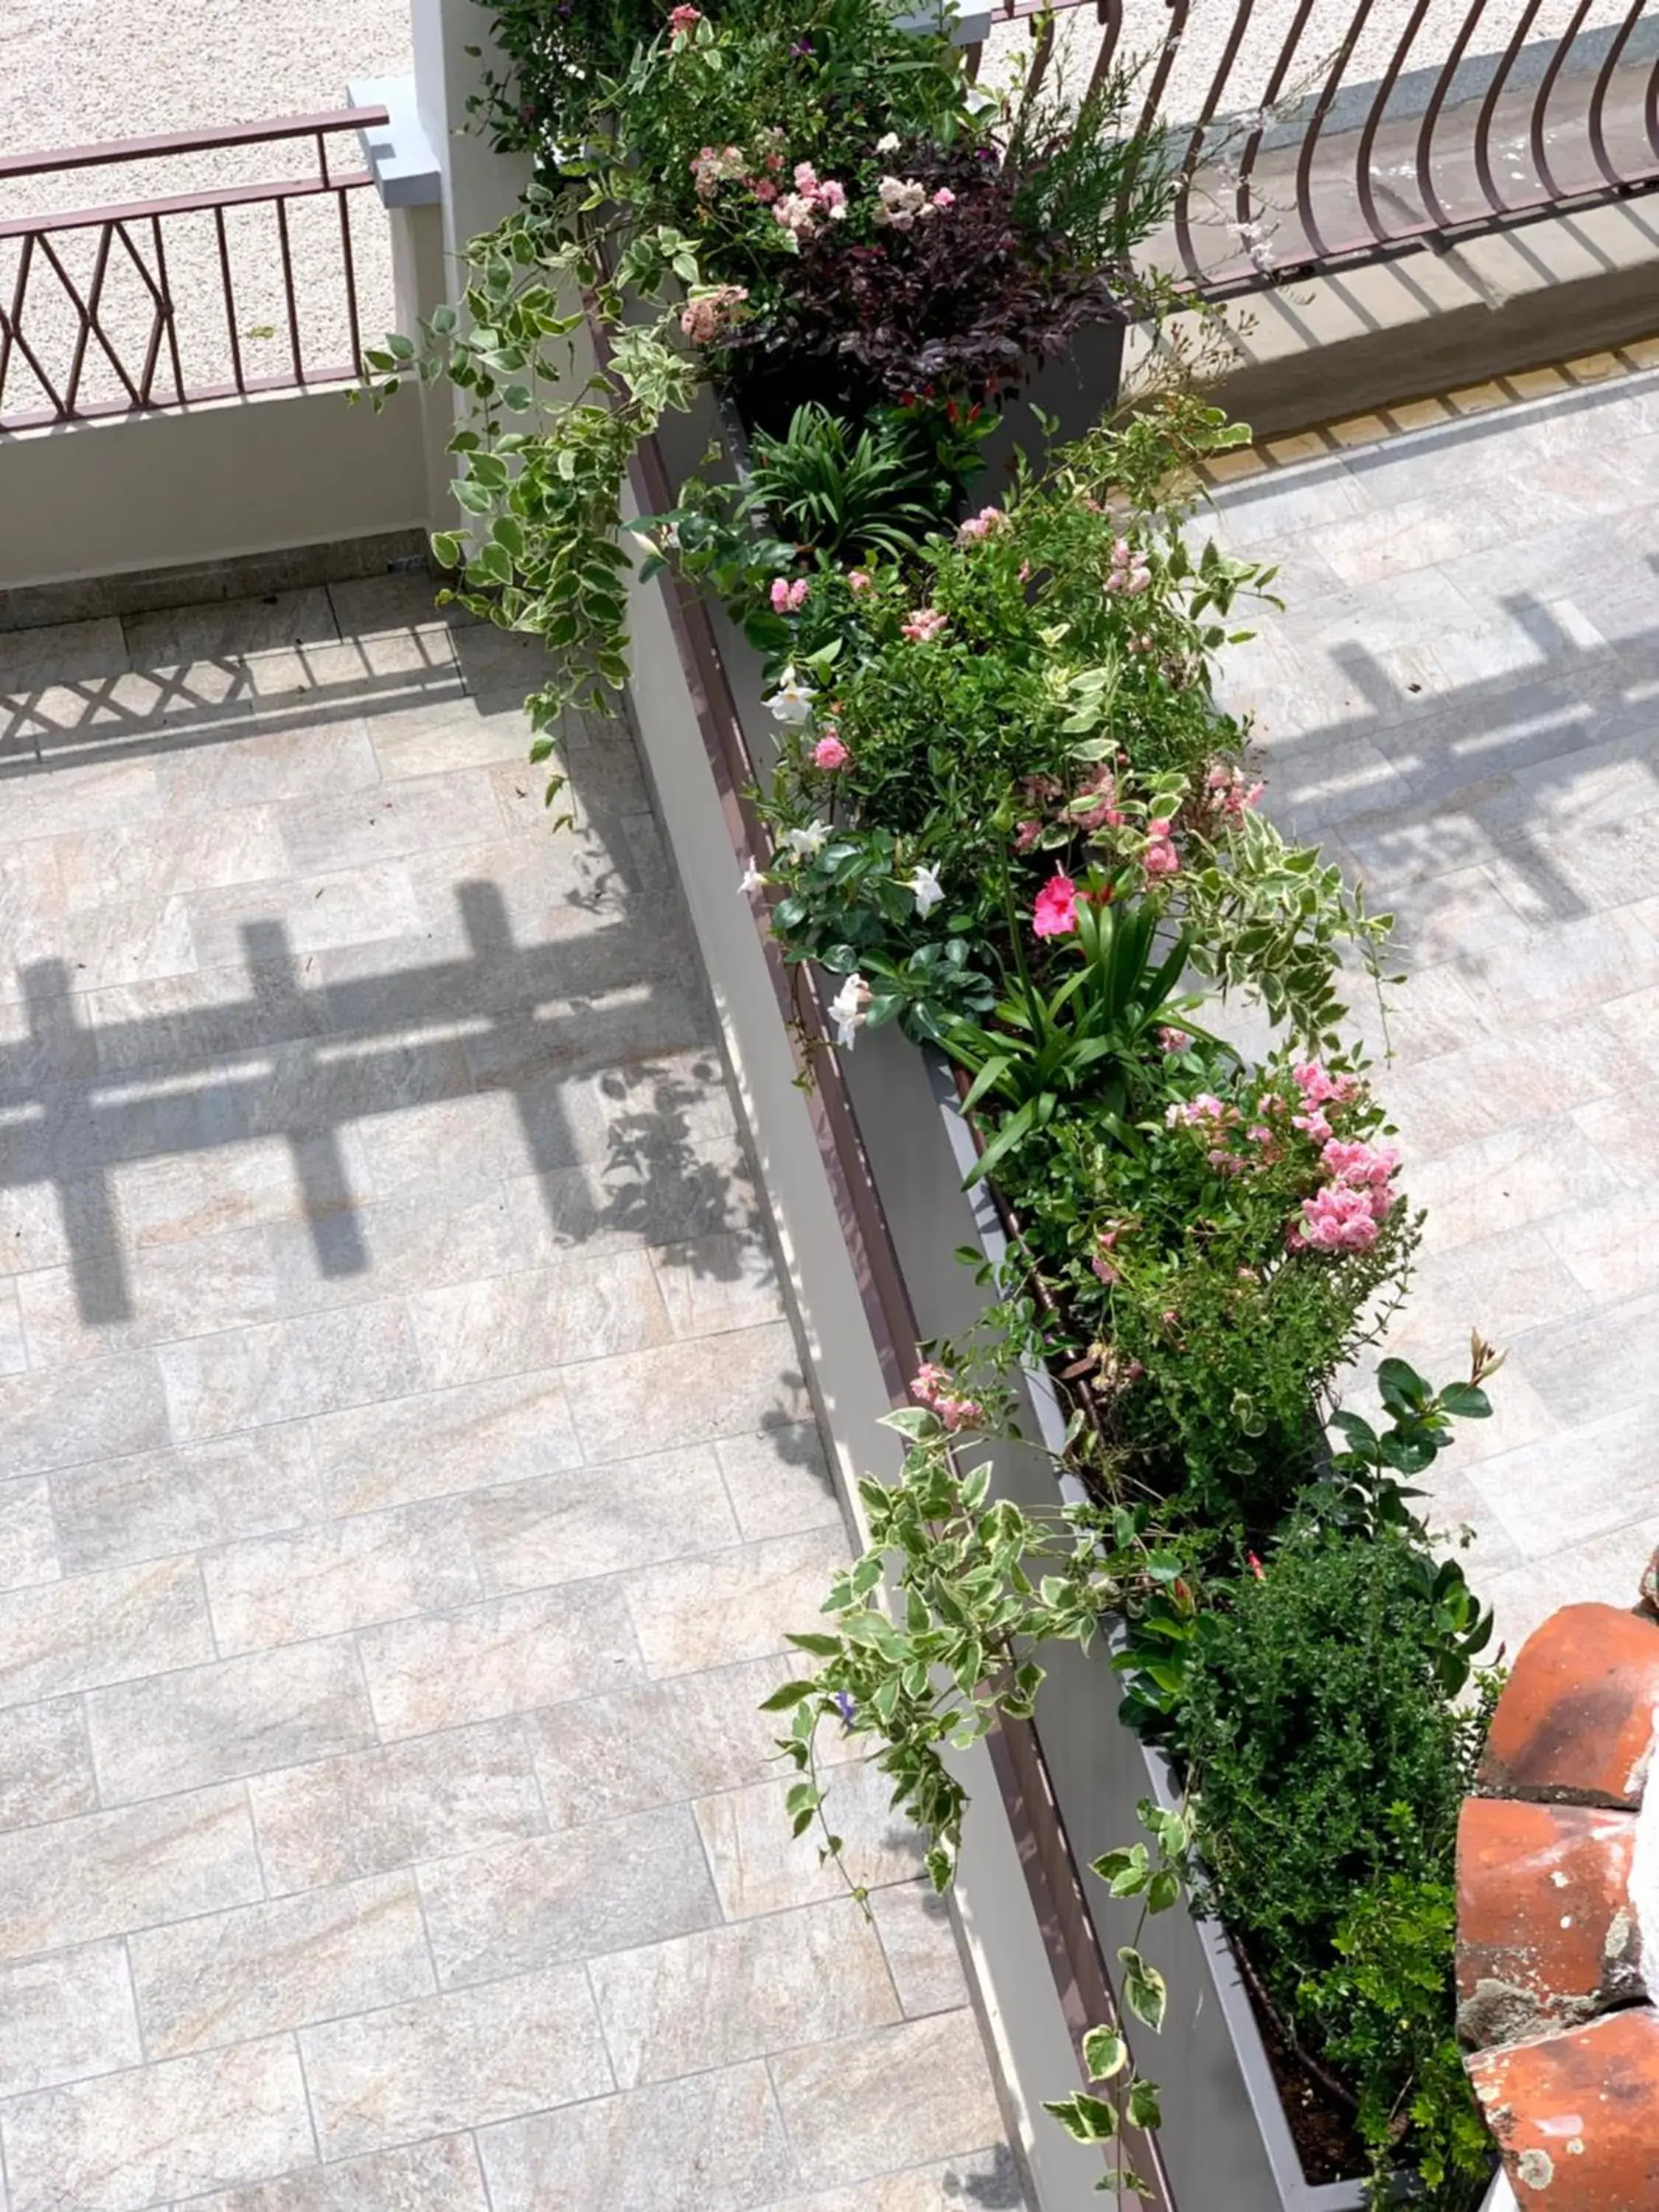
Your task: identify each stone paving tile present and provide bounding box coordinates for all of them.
[417,1806,722,1988]
[1,2036,317,2212]
[769,2014,1009,2194]
[298,1966,615,2158]
[588,1895,902,2087]
[0,592,1019,2211]
[248,1718,548,1896]
[128,1872,434,2057]
[0,1941,142,2098]
[172,2135,490,2212]
[478,2062,796,2212]
[0,1784,264,1957]
[86,1638,378,1804]
[697,1760,926,1921]
[1211,367,1659,1652]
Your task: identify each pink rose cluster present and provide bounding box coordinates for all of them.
[956,505,1007,545]
[911,1362,984,1433]
[1143,816,1180,878]
[1286,1056,1360,1144]
[1206,762,1266,818]
[1290,1135,1401,1254]
[773,162,848,240]
[679,283,748,345]
[689,144,746,198]
[667,4,701,37]
[1091,1220,1130,1286]
[901,606,947,644]
[1105,537,1152,597]
[811,731,850,771]
[872,175,955,231]
[769,576,809,613]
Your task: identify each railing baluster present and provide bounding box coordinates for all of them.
[1293,0,1382,265]
[1472,0,1548,215]
[1586,0,1650,189]
[1354,0,1436,243]
[63,221,114,417]
[1168,0,1261,284]
[1531,0,1596,204]
[274,193,305,387]
[1085,0,1124,98]
[214,204,246,397]
[148,215,185,403]
[1413,0,1498,233]
[338,188,364,379]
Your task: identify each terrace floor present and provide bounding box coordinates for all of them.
[1209,361,1659,1660]
[0,584,1019,2211]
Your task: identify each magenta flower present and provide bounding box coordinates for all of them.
[1144,838,1180,878]
[1032,872,1079,938]
[811,734,849,771]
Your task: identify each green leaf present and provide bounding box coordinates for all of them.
[1125,2077,1163,2130]
[1043,2093,1119,2144]
[1119,1947,1167,2034]
[1082,2027,1128,2081]
[758,1681,817,1711]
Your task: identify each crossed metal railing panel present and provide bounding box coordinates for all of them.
[0,108,386,431]
[967,0,1659,292]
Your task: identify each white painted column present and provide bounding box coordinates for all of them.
[410,0,532,293]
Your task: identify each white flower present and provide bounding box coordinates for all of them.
[875,131,900,153]
[829,972,871,1049]
[765,667,813,723]
[908,863,945,918]
[738,860,768,896]
[782,821,830,859]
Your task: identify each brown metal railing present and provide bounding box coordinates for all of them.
[0,108,388,431]
[968,0,1659,293]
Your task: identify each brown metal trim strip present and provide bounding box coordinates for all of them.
[0,108,386,181]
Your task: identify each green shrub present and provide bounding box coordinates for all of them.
[1174,1530,1496,2205]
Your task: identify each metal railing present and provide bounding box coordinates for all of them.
[969,0,1659,293]
[0,108,389,431]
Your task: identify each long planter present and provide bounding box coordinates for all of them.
[630,367,1377,2212]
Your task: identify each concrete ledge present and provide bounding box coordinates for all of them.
[0,383,430,602]
[1136,195,1659,438]
[0,529,431,635]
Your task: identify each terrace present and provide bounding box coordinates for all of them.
[3,3,1659,2209]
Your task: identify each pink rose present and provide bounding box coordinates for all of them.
[1294,1183,1380,1253]
[811,734,849,771]
[770,577,808,613]
[667,5,701,35]
[901,607,947,644]
[848,570,872,593]
[1032,872,1079,939]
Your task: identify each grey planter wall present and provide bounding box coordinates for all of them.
[633,364,1376,2212]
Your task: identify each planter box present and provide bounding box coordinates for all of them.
[629,367,1376,2212]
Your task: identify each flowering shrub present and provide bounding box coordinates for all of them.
[369,0,1177,739]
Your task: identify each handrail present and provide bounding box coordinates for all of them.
[0,108,386,182]
[0,108,392,429]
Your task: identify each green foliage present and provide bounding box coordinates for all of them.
[944,893,1200,1186]
[1300,1874,1495,2208]
[769,1382,1181,1894]
[747,403,960,560]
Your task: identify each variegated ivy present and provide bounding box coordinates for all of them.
[764,1387,1189,2197]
